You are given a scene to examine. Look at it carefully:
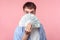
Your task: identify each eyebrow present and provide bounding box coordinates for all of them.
[30,11,34,13]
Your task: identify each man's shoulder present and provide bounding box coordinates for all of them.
[14,26,25,33]
[38,23,45,32]
[39,23,43,29]
[16,26,25,29]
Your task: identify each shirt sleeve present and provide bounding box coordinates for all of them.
[13,26,24,40]
[39,24,47,40]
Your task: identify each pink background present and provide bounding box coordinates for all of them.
[0,0,60,40]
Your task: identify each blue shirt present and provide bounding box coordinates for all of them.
[13,24,47,40]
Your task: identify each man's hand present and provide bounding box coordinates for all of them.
[22,23,32,40]
[25,23,32,34]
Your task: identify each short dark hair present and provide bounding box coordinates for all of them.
[23,2,36,10]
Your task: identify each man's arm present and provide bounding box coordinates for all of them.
[22,32,29,40]
[22,23,32,40]
[13,26,24,40]
[39,24,47,40]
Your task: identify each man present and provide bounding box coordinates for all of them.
[14,2,47,40]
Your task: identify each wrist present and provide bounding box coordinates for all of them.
[25,30,31,35]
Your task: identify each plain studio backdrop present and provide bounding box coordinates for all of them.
[0,0,60,40]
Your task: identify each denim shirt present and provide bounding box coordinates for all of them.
[13,24,47,40]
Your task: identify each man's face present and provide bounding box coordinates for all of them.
[23,7,36,14]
